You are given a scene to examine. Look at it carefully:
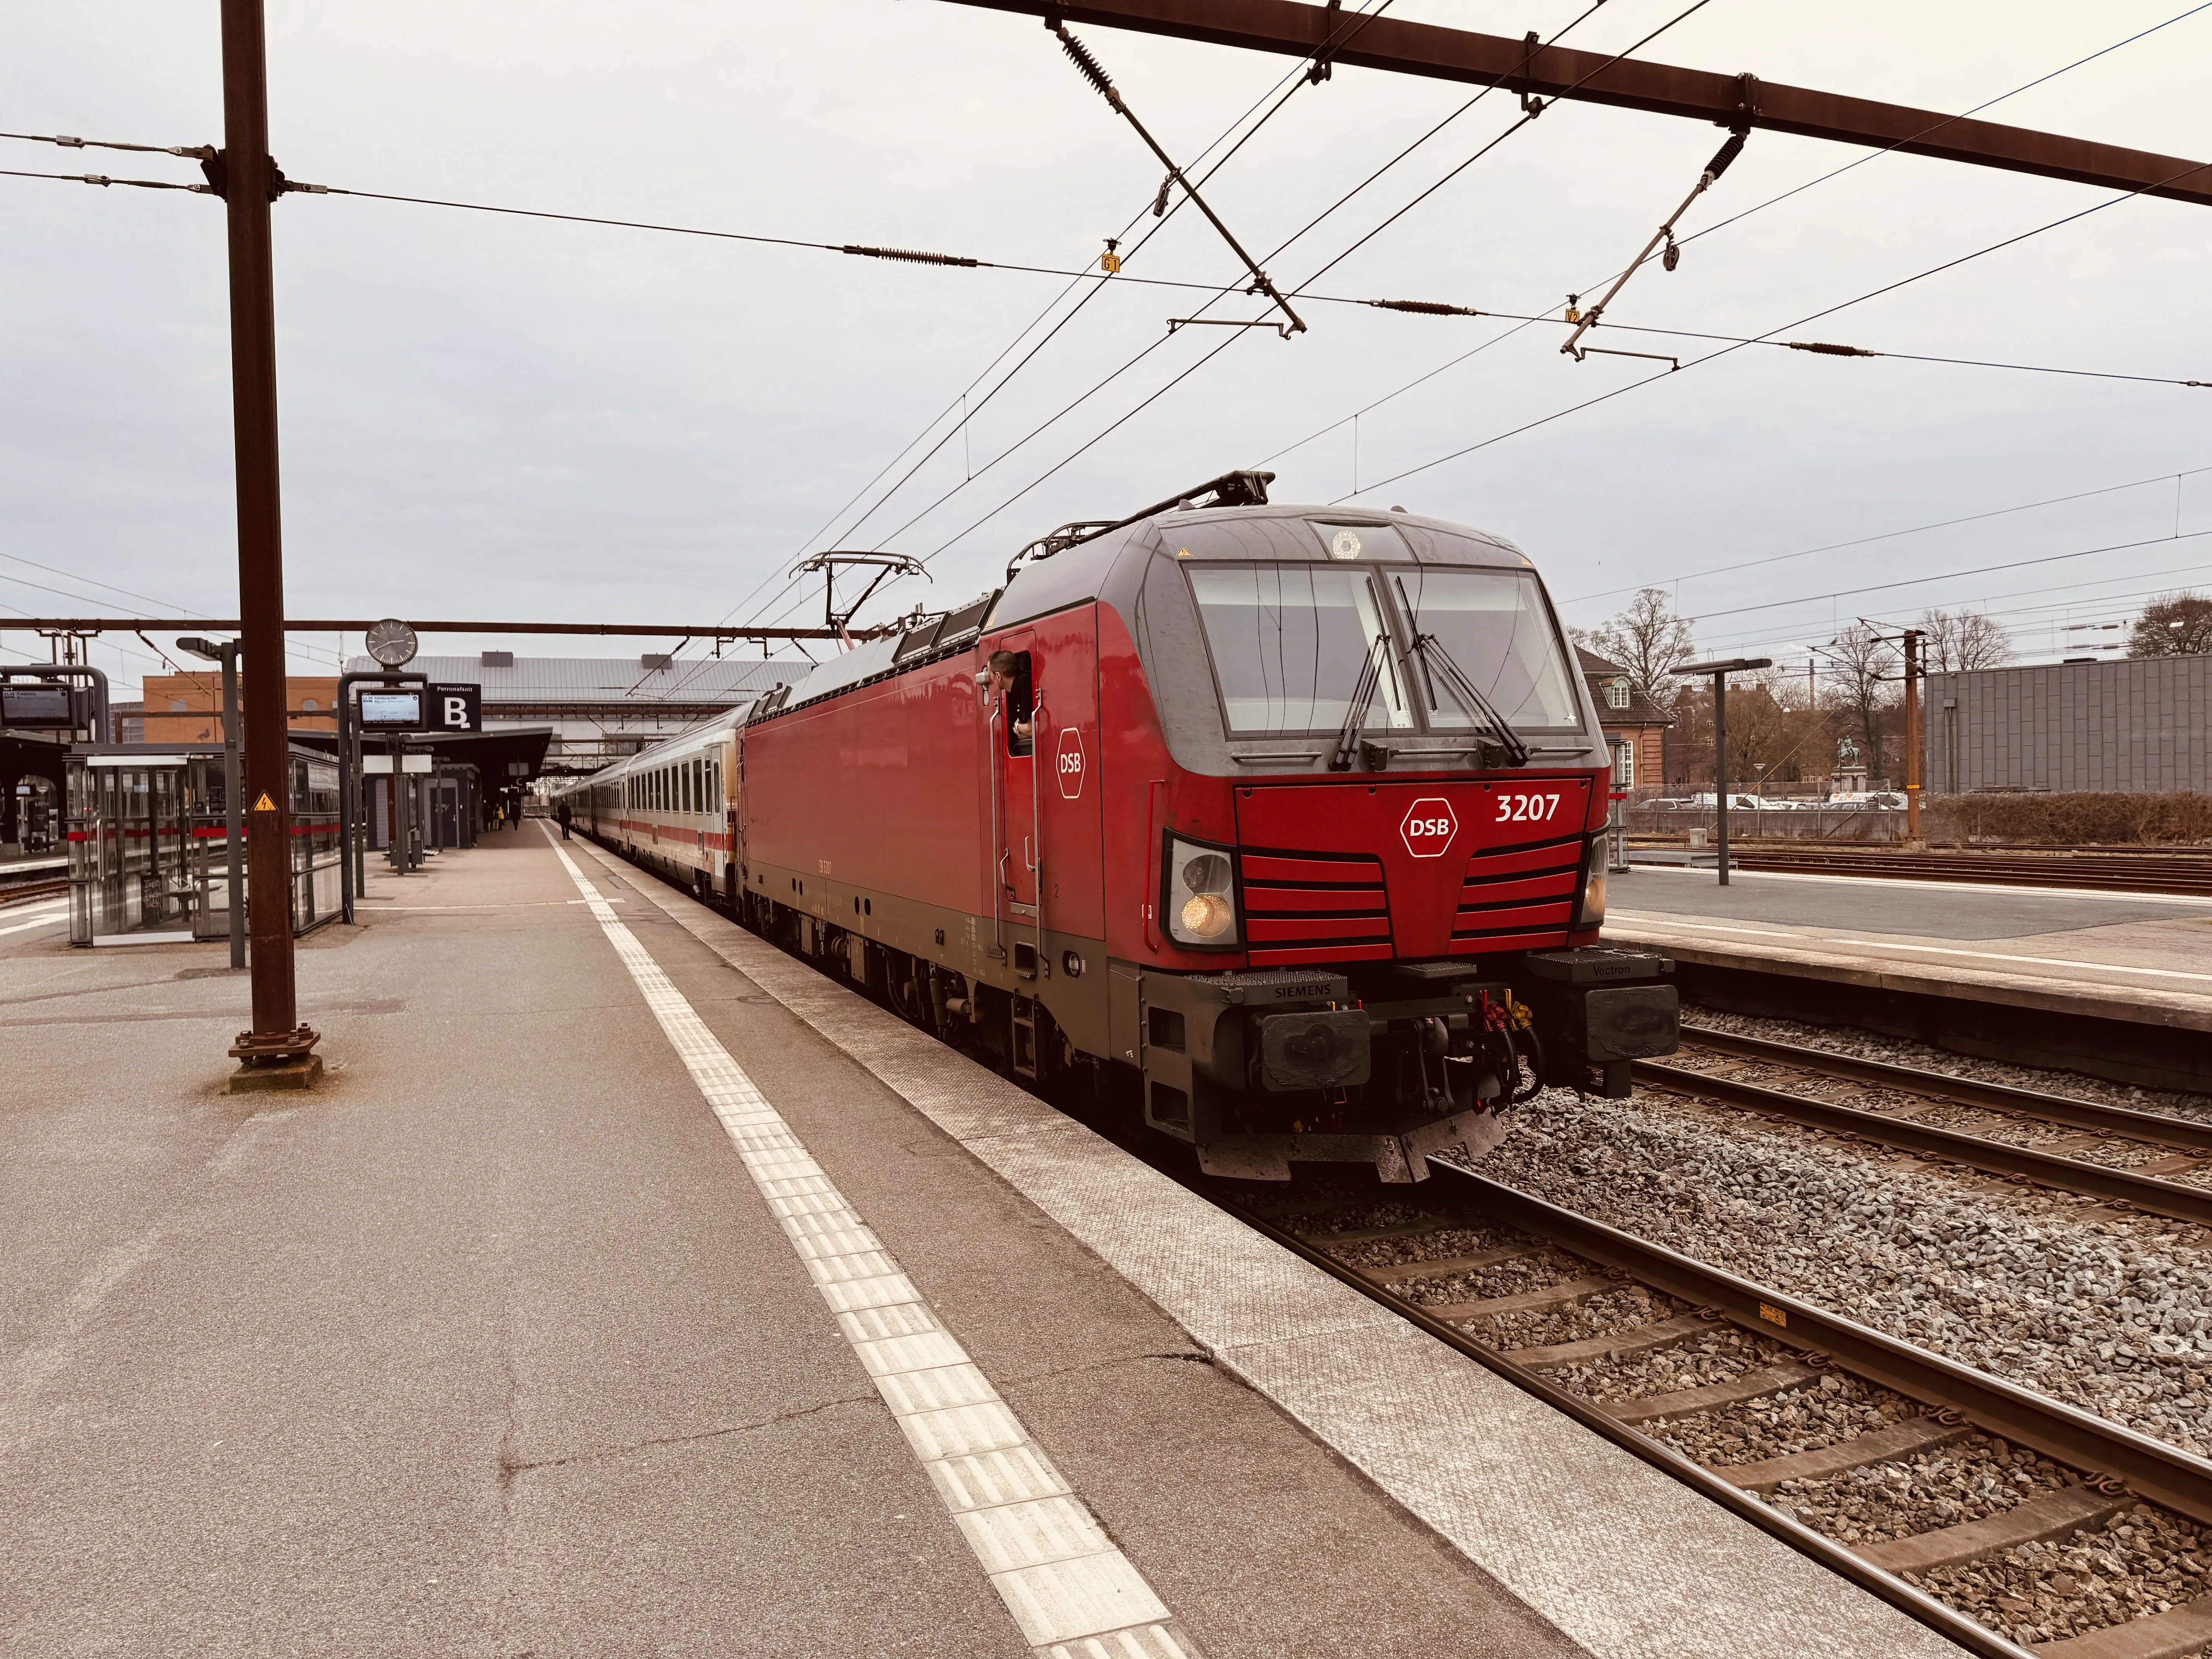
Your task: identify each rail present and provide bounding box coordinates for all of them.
[1641,1029,2212,1226]
[1243,1161,2212,1658]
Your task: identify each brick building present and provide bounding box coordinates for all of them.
[140,673,338,744]
[1576,647,1673,792]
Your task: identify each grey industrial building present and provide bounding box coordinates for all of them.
[1925,654,2212,793]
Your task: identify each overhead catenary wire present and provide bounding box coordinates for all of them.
[1679,568,2212,659]
[869,0,1714,575]
[650,0,1407,695]
[0,129,211,158]
[1565,464,2212,606]
[1351,304,2210,388]
[1336,148,2212,505]
[711,6,1395,648]
[1,165,208,193]
[1681,528,2212,625]
[1611,0,2212,285]
[16,147,2207,396]
[1264,4,2212,485]
[815,0,1404,554]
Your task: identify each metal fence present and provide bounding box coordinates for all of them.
[1625,805,1906,842]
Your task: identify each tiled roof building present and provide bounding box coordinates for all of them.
[1575,646,1674,792]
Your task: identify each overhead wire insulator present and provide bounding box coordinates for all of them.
[1041,15,1306,337]
[1049,18,1123,110]
[1701,128,1749,184]
[1368,299,1483,317]
[1786,341,1878,357]
[840,244,981,268]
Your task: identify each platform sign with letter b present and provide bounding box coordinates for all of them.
[425,683,482,733]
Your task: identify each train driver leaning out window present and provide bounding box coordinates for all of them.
[987,649,1035,756]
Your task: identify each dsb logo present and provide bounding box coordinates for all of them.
[1400,797,1457,859]
[1056,727,1085,800]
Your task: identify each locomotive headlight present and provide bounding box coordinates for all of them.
[1576,866,1607,928]
[1165,836,1240,947]
[1181,892,1233,938]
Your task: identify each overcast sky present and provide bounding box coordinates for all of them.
[5,0,2209,700]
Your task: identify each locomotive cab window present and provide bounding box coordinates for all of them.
[1391,568,1585,733]
[1187,565,1410,735]
[988,649,1035,757]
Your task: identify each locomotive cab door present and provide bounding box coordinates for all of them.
[984,615,1104,1011]
[989,635,1039,918]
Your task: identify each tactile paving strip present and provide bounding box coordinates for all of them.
[545,833,1200,1658]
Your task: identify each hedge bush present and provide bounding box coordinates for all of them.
[1927,791,2212,845]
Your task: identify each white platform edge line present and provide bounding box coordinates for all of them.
[540,828,1185,1656]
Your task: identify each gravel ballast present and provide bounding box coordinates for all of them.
[1459,1087,2212,1456]
[1917,1504,2212,1649]
[1686,1004,2212,1128]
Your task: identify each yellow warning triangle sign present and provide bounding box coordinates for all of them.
[252,792,277,812]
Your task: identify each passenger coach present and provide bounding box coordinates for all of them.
[563,471,1679,1182]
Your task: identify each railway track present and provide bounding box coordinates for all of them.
[644,848,2212,1652]
[1713,848,2212,898]
[0,877,68,908]
[1236,1164,2212,1658]
[1640,1027,2212,1228]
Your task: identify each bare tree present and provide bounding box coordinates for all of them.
[1583,588,1695,706]
[1822,624,1898,780]
[2129,591,2212,658]
[1917,607,2013,672]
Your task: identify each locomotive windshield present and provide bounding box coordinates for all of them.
[1187,565,1414,734]
[1393,567,1585,732]
[1185,557,1582,737]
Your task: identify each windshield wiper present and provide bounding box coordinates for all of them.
[1393,579,1530,766]
[1413,631,1531,766]
[1328,635,1390,772]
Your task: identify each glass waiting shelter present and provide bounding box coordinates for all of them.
[66,744,341,946]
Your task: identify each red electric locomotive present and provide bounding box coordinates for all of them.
[568,471,1680,1182]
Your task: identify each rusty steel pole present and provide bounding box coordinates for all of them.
[1903,628,1924,847]
[218,0,318,1080]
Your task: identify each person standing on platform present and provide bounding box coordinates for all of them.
[557,799,572,839]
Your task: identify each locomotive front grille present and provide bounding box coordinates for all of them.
[1241,849,1393,966]
[1450,833,1582,953]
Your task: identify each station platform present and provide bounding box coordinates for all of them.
[1605,863,2212,1086]
[3,831,1962,1658]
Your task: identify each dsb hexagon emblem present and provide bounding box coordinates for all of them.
[1056,726,1085,800]
[1400,797,1457,859]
